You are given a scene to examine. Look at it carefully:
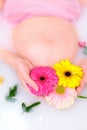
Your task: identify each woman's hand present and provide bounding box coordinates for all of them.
[0,48,38,92]
[14,57,38,92]
[77,59,87,94]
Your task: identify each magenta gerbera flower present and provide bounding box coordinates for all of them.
[27,67,58,96]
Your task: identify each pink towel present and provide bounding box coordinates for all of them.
[3,0,81,24]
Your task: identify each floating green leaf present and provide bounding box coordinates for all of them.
[22,101,41,112]
[6,85,18,102]
[77,95,87,99]
[83,46,87,55]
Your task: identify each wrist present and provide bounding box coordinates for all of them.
[0,48,20,68]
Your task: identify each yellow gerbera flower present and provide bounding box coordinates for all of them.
[53,59,84,88]
[0,77,4,84]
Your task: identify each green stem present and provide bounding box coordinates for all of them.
[22,101,41,112]
[77,95,87,99]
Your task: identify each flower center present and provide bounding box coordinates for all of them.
[55,86,65,94]
[40,76,45,81]
[65,71,72,77]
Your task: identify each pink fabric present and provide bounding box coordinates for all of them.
[3,0,81,24]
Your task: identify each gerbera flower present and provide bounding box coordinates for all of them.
[53,59,84,88]
[45,86,77,109]
[27,67,58,96]
[0,77,4,84]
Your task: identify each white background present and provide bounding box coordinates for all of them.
[0,8,87,130]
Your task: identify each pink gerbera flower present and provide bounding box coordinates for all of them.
[45,86,77,109]
[27,67,58,96]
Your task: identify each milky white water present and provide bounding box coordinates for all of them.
[0,9,87,130]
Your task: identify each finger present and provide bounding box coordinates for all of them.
[78,59,87,83]
[25,60,34,70]
[20,79,30,93]
[19,69,38,91]
[24,74,38,91]
[20,79,37,96]
[76,80,85,94]
[28,60,36,68]
[18,62,38,91]
[76,59,87,94]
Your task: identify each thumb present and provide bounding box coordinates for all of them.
[76,59,87,94]
[78,59,87,83]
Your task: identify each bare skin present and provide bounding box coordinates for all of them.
[0,0,87,92]
[79,0,87,5]
[0,0,5,10]
[12,17,79,66]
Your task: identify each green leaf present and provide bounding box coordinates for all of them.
[77,95,87,99]
[83,46,87,55]
[9,85,17,97]
[6,85,18,102]
[22,101,41,113]
[6,96,17,102]
[22,103,27,112]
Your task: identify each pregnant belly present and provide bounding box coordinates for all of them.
[12,17,78,66]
